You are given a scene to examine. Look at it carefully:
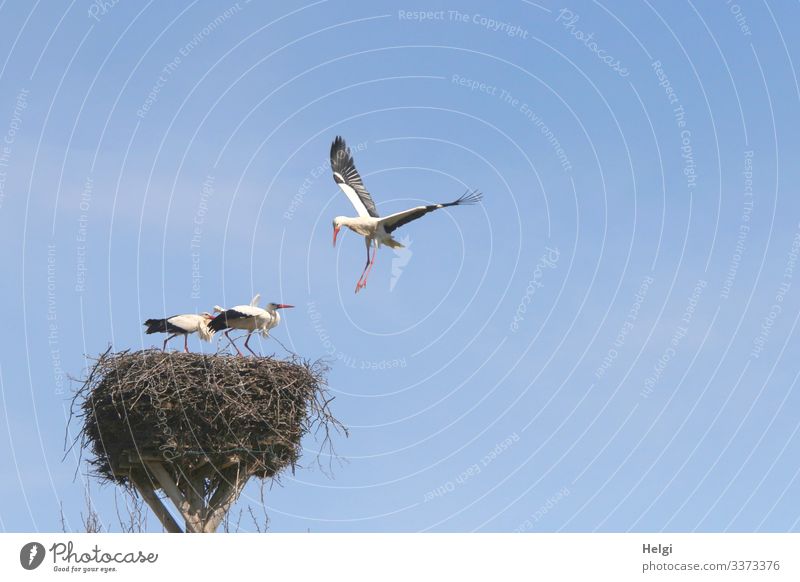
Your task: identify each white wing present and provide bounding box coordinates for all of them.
[250,293,260,307]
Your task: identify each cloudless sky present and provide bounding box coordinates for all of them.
[1,0,800,532]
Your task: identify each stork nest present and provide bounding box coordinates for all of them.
[71,349,345,487]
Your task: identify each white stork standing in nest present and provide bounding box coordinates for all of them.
[209,294,294,356]
[143,313,215,352]
[330,135,482,292]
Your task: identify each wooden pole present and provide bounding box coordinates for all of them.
[145,461,201,533]
[183,471,207,533]
[204,464,249,533]
[126,454,254,532]
[130,475,183,534]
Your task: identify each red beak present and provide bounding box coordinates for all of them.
[275,304,294,310]
[333,226,340,247]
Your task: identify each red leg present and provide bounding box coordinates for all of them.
[225,330,242,356]
[361,243,378,289]
[355,240,372,293]
[163,333,177,351]
[243,331,258,357]
[184,334,189,353]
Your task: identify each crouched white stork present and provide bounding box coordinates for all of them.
[209,294,294,356]
[143,313,215,352]
[330,135,482,292]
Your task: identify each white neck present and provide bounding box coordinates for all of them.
[339,215,377,236]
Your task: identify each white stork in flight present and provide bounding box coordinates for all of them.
[209,294,293,356]
[143,313,215,352]
[330,136,482,292]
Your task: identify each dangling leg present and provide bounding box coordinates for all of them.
[162,333,177,351]
[362,240,378,287]
[355,237,372,293]
[183,334,189,353]
[243,331,258,357]
[225,330,242,356]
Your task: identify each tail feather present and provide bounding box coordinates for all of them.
[143,318,169,334]
[197,322,215,342]
[382,237,405,249]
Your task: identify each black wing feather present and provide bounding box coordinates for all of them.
[383,189,483,234]
[330,136,380,218]
[209,309,249,331]
[383,207,432,234]
[144,317,183,334]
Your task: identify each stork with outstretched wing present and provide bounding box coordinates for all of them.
[329,135,482,293]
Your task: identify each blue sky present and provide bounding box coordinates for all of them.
[1,0,800,532]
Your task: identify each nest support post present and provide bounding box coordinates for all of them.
[130,474,183,534]
[125,453,251,533]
